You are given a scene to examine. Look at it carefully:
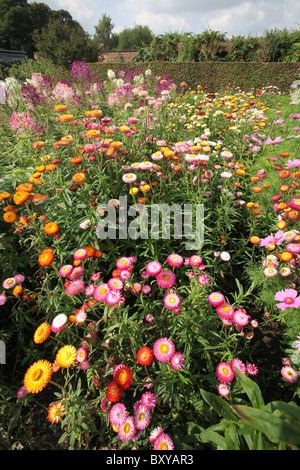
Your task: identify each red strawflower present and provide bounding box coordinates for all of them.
[113,364,133,390]
[137,346,153,366]
[106,380,123,403]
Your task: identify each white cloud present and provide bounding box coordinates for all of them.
[29,0,300,37]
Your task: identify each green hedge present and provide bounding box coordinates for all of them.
[51,61,299,93]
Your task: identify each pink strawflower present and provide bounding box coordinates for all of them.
[153,432,174,450]
[167,253,183,267]
[69,266,84,280]
[197,273,210,285]
[264,267,278,277]
[85,283,95,296]
[105,290,122,306]
[0,294,7,305]
[216,362,234,383]
[156,270,176,288]
[118,416,136,441]
[2,277,16,289]
[51,313,68,332]
[208,292,225,306]
[116,257,133,270]
[17,386,29,398]
[14,274,25,283]
[281,366,298,383]
[289,198,300,210]
[100,396,110,413]
[142,285,151,294]
[246,363,258,375]
[140,392,156,409]
[80,360,91,370]
[133,402,151,430]
[153,337,175,362]
[216,302,234,320]
[149,426,164,443]
[109,403,128,427]
[169,352,185,370]
[107,278,123,291]
[93,283,109,302]
[65,279,85,296]
[217,383,230,397]
[122,173,137,183]
[91,272,101,281]
[76,347,88,363]
[274,288,300,311]
[59,264,73,277]
[230,358,247,375]
[286,243,300,253]
[73,248,87,260]
[189,255,202,267]
[164,292,180,309]
[232,309,249,327]
[119,269,131,280]
[146,261,162,276]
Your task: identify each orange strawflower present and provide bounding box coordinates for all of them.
[44,222,59,235]
[54,104,67,112]
[47,401,65,424]
[13,285,23,296]
[3,211,17,223]
[59,114,74,123]
[32,141,45,149]
[84,246,95,257]
[16,183,33,193]
[33,322,51,344]
[13,191,30,205]
[38,250,54,266]
[72,172,86,184]
[0,192,11,201]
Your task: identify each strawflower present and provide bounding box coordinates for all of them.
[216,362,234,383]
[153,338,175,362]
[281,366,298,383]
[47,401,65,424]
[24,360,52,394]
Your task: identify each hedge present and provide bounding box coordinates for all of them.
[49,61,300,94]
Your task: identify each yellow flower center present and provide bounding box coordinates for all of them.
[159,442,168,450]
[123,423,130,434]
[32,369,43,381]
[159,344,169,354]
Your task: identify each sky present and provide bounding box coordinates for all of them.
[29,0,300,38]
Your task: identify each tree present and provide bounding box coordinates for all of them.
[33,16,99,66]
[117,24,154,51]
[94,13,117,51]
[0,0,34,55]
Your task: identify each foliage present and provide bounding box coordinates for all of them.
[32,17,98,66]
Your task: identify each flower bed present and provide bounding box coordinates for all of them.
[0,63,299,450]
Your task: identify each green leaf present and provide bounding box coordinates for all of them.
[200,389,239,422]
[199,429,228,449]
[231,404,300,448]
[233,368,265,410]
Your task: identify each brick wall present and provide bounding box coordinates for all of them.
[100,51,138,63]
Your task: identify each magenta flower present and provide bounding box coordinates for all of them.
[285,159,300,168]
[274,288,300,311]
[260,230,284,247]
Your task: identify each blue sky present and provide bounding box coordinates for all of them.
[29,0,300,38]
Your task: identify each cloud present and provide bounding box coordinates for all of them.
[28,0,300,37]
